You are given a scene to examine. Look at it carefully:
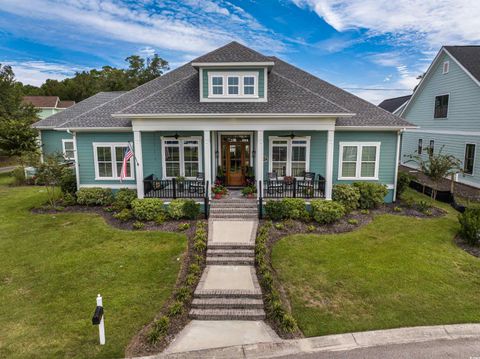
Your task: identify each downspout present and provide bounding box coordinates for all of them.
[68,129,81,190]
[393,129,403,202]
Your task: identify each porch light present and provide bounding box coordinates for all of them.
[174,132,180,139]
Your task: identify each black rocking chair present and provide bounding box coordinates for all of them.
[188,172,205,195]
[297,171,315,196]
[266,172,284,195]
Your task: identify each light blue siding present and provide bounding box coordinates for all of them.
[203,68,265,98]
[40,130,72,156]
[76,132,136,186]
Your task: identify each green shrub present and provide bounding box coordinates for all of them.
[265,200,286,221]
[360,209,370,215]
[178,223,190,231]
[155,212,168,225]
[353,182,388,209]
[62,192,77,206]
[311,200,346,224]
[332,184,360,212]
[113,189,137,211]
[417,200,432,213]
[76,188,114,206]
[185,273,198,286]
[148,316,169,344]
[458,208,480,246]
[11,167,26,186]
[113,208,133,222]
[282,198,308,220]
[133,221,144,230]
[132,198,165,221]
[59,167,77,194]
[175,286,191,303]
[168,199,200,220]
[393,206,403,212]
[281,313,298,333]
[347,218,359,225]
[307,224,316,232]
[168,301,184,317]
[274,223,285,230]
[188,263,201,276]
[396,171,413,196]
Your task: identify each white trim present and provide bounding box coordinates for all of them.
[338,141,381,180]
[393,131,401,201]
[92,142,135,181]
[134,131,144,198]
[433,93,450,119]
[37,131,44,163]
[54,127,132,132]
[203,131,212,199]
[79,184,137,189]
[443,48,480,87]
[256,130,264,199]
[114,113,352,119]
[191,61,275,67]
[160,136,203,179]
[463,142,476,177]
[268,136,311,178]
[62,139,75,160]
[442,61,450,74]
[217,132,254,173]
[405,128,480,137]
[73,132,80,190]
[325,130,334,200]
[335,125,416,131]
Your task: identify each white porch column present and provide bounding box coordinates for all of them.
[133,131,144,199]
[203,130,212,198]
[256,130,264,199]
[325,129,335,200]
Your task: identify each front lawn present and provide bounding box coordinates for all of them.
[272,189,480,337]
[0,173,187,358]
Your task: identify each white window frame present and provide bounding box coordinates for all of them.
[464,143,476,176]
[208,72,258,98]
[443,61,449,74]
[268,136,310,178]
[338,142,381,180]
[93,142,135,181]
[161,136,203,179]
[62,139,75,160]
[211,76,224,95]
[433,93,449,119]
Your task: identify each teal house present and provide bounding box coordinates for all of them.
[33,42,412,202]
[395,46,480,189]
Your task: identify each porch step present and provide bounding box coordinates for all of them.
[210,202,258,208]
[210,207,257,213]
[206,256,254,265]
[189,308,265,320]
[208,243,255,250]
[207,249,255,257]
[191,298,264,309]
[209,212,258,219]
[194,290,262,299]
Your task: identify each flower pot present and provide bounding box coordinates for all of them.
[214,193,222,199]
[247,193,255,198]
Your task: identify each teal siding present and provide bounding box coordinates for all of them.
[76,132,136,186]
[404,53,480,131]
[203,68,265,98]
[263,131,327,179]
[141,131,204,179]
[40,130,72,156]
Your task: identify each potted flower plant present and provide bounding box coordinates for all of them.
[212,181,227,199]
[241,185,257,198]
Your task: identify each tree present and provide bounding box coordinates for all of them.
[405,145,462,199]
[0,64,39,156]
[36,153,65,207]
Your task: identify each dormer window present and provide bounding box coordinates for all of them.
[207,72,259,99]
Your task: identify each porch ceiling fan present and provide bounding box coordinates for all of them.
[279,132,296,139]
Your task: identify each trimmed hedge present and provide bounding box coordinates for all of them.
[332,184,360,212]
[76,188,114,206]
[353,182,388,209]
[113,189,137,211]
[311,200,346,224]
[131,198,165,221]
[265,198,308,221]
[458,208,480,246]
[168,199,200,220]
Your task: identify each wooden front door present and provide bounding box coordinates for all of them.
[222,135,251,186]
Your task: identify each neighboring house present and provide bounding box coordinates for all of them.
[399,45,480,188]
[378,95,412,116]
[33,42,413,202]
[23,96,75,119]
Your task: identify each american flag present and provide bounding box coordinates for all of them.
[120,147,134,182]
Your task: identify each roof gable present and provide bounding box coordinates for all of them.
[444,46,480,84]
[23,96,59,108]
[191,41,273,64]
[378,95,412,113]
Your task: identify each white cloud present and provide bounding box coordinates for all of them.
[292,0,480,49]
[138,46,156,57]
[1,0,286,56]
[5,61,82,86]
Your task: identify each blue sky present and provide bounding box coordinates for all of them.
[0,0,478,104]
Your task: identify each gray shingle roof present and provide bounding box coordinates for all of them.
[444,46,480,83]
[33,91,126,129]
[191,41,273,63]
[378,95,412,113]
[57,42,413,129]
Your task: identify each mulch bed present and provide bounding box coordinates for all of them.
[455,236,480,259]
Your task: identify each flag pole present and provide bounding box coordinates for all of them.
[128,142,140,166]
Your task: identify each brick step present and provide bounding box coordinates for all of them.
[210,207,257,213]
[206,256,254,265]
[191,298,264,309]
[207,249,254,257]
[210,213,258,219]
[210,202,257,208]
[207,243,255,250]
[194,290,262,299]
[189,308,266,320]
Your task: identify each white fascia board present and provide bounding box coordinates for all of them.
[54,127,132,132]
[112,112,354,119]
[191,62,275,67]
[443,48,480,88]
[405,128,480,136]
[335,125,417,131]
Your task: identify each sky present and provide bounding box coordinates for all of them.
[0,0,479,104]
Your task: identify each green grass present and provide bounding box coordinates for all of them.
[272,189,480,337]
[0,175,187,358]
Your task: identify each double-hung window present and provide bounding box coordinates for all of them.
[429,140,435,155]
[162,137,201,179]
[212,76,223,95]
[228,76,239,95]
[417,139,423,155]
[269,137,310,177]
[339,142,380,180]
[243,76,255,95]
[208,72,258,98]
[464,144,476,175]
[93,143,134,180]
[62,139,75,160]
[434,94,449,118]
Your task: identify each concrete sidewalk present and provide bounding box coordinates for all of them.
[146,323,480,358]
[0,166,15,173]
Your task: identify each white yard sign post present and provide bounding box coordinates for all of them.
[92,294,106,345]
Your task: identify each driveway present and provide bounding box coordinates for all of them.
[0,166,15,173]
